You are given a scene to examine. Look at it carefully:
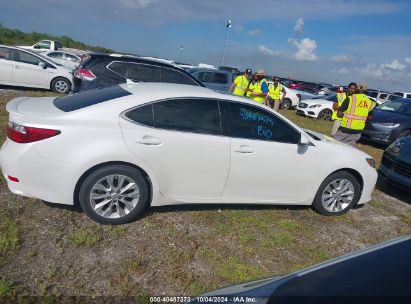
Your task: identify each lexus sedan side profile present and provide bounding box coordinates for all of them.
[0,83,378,224]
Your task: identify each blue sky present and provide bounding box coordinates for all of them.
[1,0,411,91]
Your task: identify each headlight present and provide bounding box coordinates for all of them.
[374,123,400,128]
[308,104,322,108]
[366,158,375,168]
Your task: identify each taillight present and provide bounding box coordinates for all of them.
[74,68,96,81]
[7,121,60,143]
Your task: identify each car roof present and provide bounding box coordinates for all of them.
[187,67,231,74]
[86,53,185,70]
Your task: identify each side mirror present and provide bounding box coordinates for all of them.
[298,132,311,147]
[39,62,46,69]
[34,44,40,49]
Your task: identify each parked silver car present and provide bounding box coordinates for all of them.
[188,68,235,94]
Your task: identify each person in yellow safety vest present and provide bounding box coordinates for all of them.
[331,84,355,137]
[334,83,375,146]
[229,68,252,96]
[266,77,286,111]
[248,70,268,104]
[246,73,257,98]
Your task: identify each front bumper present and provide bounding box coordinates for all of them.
[361,123,395,145]
[379,159,411,191]
[296,107,318,118]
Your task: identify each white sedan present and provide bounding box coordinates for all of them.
[296,94,336,120]
[0,83,378,224]
[41,51,81,70]
[0,45,73,93]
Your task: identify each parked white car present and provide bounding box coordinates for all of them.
[41,51,81,70]
[296,94,336,120]
[0,83,377,224]
[0,45,73,93]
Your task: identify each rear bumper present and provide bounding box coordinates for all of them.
[0,139,85,205]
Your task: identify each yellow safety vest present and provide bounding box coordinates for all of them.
[252,79,268,103]
[341,94,373,131]
[233,75,250,96]
[246,82,255,98]
[268,83,283,100]
[332,92,347,121]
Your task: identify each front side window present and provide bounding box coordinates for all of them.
[162,68,198,86]
[379,93,388,99]
[0,47,11,60]
[127,63,161,82]
[222,102,300,144]
[212,73,229,84]
[12,50,42,65]
[37,41,51,49]
[153,99,220,135]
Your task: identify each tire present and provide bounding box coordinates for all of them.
[312,171,361,216]
[51,77,71,94]
[79,165,149,225]
[280,98,292,110]
[318,109,332,121]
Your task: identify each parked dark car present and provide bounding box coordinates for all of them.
[361,98,411,145]
[379,137,411,191]
[72,53,204,93]
[192,236,411,303]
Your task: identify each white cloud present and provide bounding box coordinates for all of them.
[289,38,318,61]
[294,18,304,34]
[404,57,411,65]
[258,45,283,56]
[248,29,261,37]
[337,68,349,74]
[330,55,352,63]
[382,59,405,71]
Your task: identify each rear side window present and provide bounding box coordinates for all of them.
[162,68,198,86]
[153,99,220,135]
[197,72,212,83]
[125,104,153,127]
[54,85,131,112]
[127,63,161,82]
[0,47,11,60]
[407,94,411,99]
[107,62,128,77]
[222,102,300,144]
[48,52,64,59]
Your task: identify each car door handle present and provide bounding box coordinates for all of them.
[234,145,254,153]
[135,136,162,146]
[14,65,22,69]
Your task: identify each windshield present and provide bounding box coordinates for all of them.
[376,99,411,115]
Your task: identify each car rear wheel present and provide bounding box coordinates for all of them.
[318,109,332,121]
[51,77,71,94]
[79,165,149,224]
[280,98,292,110]
[312,171,361,215]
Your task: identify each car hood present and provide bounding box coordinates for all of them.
[369,109,410,123]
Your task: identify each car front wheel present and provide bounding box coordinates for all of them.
[280,98,292,110]
[312,171,361,215]
[79,165,149,224]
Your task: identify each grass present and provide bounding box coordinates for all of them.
[0,210,19,264]
[217,256,266,284]
[0,279,14,297]
[68,224,128,247]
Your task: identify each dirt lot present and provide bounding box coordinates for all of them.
[0,89,410,301]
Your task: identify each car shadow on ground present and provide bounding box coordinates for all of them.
[375,176,411,205]
[0,84,50,93]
